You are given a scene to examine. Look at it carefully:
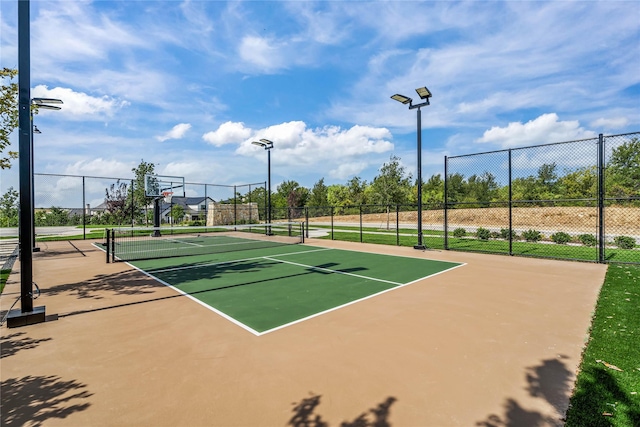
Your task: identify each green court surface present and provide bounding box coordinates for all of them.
[130,245,463,335]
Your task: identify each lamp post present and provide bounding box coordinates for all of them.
[391,86,432,250]
[252,139,274,233]
[30,98,62,252]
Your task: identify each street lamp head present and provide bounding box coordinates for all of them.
[32,98,63,105]
[391,94,412,104]
[33,126,42,134]
[259,138,274,149]
[415,86,432,100]
[252,139,274,150]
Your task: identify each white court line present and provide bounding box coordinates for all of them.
[129,246,466,336]
[263,256,403,286]
[126,262,262,336]
[145,247,333,274]
[256,261,467,336]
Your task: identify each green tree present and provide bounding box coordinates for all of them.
[446,173,467,204]
[1,68,19,169]
[466,172,499,206]
[607,138,640,198]
[327,184,352,214]
[129,160,156,225]
[308,178,329,206]
[0,187,19,227]
[370,155,412,206]
[558,166,597,199]
[347,176,368,206]
[536,163,559,199]
[422,174,444,205]
[105,181,130,225]
[170,204,185,224]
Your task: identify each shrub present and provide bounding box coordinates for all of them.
[578,234,597,247]
[614,235,636,250]
[523,229,542,242]
[500,228,517,240]
[452,228,466,238]
[476,227,491,241]
[551,232,572,245]
[490,231,501,239]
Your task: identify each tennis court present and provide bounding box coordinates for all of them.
[128,242,462,335]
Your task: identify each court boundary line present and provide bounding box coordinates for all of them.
[263,256,403,286]
[130,247,466,336]
[127,262,263,336]
[144,247,333,274]
[256,261,466,335]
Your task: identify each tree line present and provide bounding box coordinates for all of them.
[0,138,638,227]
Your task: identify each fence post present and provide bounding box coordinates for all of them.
[331,206,334,240]
[598,133,605,263]
[233,185,237,226]
[82,176,86,240]
[130,179,134,228]
[305,207,309,238]
[444,156,449,250]
[106,228,110,263]
[508,149,513,256]
[359,205,363,243]
[396,205,400,246]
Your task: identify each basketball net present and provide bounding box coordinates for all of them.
[162,191,173,204]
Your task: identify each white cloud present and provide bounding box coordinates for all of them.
[157,123,192,142]
[203,122,252,146]
[591,117,629,130]
[330,162,369,180]
[32,85,129,118]
[476,114,597,148]
[238,36,285,72]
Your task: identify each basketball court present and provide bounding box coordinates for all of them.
[1,237,606,426]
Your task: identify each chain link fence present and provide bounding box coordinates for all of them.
[445,132,639,264]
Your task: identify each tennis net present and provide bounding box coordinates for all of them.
[105,222,304,262]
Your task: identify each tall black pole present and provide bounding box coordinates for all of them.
[267,148,272,234]
[414,106,425,250]
[18,0,34,313]
[30,112,38,251]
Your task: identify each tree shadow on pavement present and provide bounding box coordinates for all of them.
[476,355,572,427]
[288,393,397,427]
[41,269,167,300]
[0,375,92,426]
[0,331,52,359]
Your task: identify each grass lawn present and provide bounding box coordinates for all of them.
[565,264,640,426]
[321,229,638,263]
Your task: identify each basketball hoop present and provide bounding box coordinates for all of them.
[162,191,173,203]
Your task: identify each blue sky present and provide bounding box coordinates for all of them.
[1,0,639,206]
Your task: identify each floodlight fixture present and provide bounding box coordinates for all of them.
[391,94,412,104]
[32,97,63,105]
[415,86,432,100]
[33,125,41,134]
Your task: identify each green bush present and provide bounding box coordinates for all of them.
[578,234,597,247]
[500,228,517,240]
[523,229,542,242]
[489,231,501,239]
[476,227,491,241]
[614,235,636,250]
[551,232,572,245]
[452,228,466,238]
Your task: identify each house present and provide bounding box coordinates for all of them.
[159,196,214,223]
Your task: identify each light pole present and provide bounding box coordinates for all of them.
[252,139,274,233]
[30,98,62,252]
[391,86,432,250]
